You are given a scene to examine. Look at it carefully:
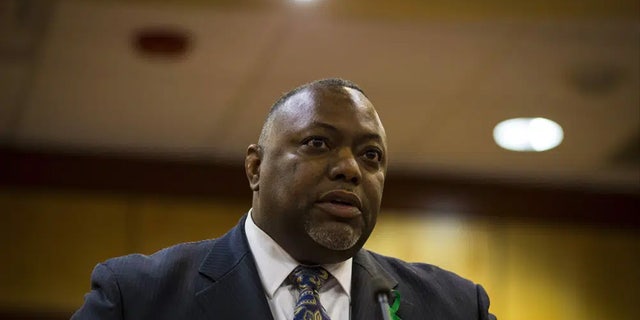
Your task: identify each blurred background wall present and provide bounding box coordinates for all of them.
[1,0,639,319]
[1,186,638,319]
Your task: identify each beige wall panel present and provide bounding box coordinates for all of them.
[497,223,639,320]
[0,189,129,311]
[133,197,248,254]
[366,211,500,314]
[367,211,494,280]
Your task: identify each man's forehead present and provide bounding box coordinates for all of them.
[343,87,370,106]
[279,86,374,116]
[272,86,386,141]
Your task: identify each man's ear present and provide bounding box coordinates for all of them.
[245,144,262,191]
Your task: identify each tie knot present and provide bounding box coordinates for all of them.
[290,266,330,291]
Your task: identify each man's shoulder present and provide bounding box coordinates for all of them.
[366,250,476,291]
[100,239,217,281]
[362,250,496,319]
[73,239,221,319]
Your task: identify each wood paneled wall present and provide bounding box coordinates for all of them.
[1,189,638,320]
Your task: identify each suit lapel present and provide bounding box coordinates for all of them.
[351,250,405,320]
[191,216,411,319]
[194,215,274,320]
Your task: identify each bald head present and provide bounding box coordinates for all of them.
[258,78,368,145]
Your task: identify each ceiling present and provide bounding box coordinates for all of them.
[1,0,638,192]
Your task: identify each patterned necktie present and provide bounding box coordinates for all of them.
[290,266,332,320]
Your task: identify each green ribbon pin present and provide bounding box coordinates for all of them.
[389,289,401,320]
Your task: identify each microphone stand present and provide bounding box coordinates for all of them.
[377,292,392,320]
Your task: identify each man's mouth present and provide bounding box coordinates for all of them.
[316,190,362,218]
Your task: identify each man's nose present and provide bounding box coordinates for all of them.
[329,148,362,185]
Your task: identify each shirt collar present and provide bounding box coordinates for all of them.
[244,209,352,298]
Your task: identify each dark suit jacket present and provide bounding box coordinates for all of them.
[72,216,496,319]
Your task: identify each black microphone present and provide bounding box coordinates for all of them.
[372,277,392,320]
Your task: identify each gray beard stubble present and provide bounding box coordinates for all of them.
[305,220,362,251]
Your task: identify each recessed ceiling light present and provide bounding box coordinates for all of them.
[493,117,564,152]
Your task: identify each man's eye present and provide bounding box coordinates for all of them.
[303,137,328,149]
[363,149,383,162]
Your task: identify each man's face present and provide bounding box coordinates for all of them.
[248,86,387,264]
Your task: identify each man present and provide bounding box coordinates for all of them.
[73,78,496,319]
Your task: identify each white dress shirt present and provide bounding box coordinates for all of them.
[245,210,352,320]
